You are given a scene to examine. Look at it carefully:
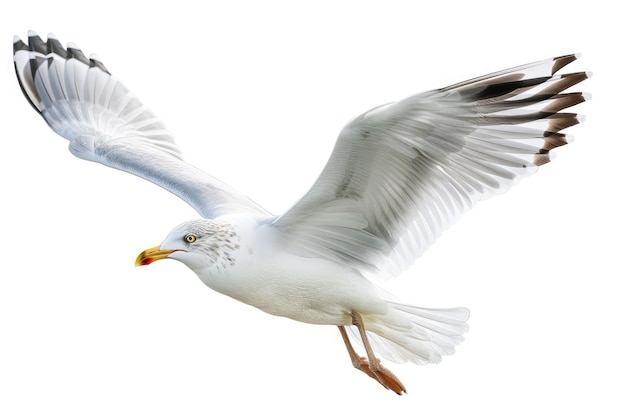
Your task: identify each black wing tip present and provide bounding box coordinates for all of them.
[551,53,580,74]
[12,35,28,53]
[47,34,68,59]
[461,54,589,103]
[13,30,111,75]
[88,54,110,74]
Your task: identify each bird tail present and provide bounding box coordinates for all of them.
[347,302,470,365]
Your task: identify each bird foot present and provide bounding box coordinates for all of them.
[353,356,407,395]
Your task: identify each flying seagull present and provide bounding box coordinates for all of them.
[13,31,589,395]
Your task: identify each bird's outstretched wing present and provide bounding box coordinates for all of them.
[273,54,589,279]
[13,31,268,219]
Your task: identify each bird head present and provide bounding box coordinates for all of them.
[135,219,240,272]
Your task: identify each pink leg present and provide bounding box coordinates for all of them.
[337,312,406,395]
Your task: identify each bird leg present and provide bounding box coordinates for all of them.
[337,312,406,395]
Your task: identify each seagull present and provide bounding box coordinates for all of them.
[13,31,589,395]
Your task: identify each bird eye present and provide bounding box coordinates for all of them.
[184,233,197,243]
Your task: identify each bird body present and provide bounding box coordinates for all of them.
[151,213,464,337]
[14,30,589,394]
[163,215,386,326]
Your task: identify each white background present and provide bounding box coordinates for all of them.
[1,1,623,416]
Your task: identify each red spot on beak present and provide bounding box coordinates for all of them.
[135,246,176,267]
[140,257,154,266]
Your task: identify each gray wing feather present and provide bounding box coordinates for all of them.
[273,54,589,279]
[14,31,268,219]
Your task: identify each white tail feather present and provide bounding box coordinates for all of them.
[347,303,470,364]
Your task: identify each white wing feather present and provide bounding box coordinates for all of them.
[15,32,589,283]
[13,31,268,219]
[273,54,589,279]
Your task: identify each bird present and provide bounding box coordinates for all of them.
[13,30,589,395]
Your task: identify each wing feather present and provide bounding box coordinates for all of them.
[273,54,589,279]
[13,32,267,219]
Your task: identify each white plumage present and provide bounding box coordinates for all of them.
[14,31,589,394]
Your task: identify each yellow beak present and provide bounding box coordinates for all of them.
[135,245,176,267]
